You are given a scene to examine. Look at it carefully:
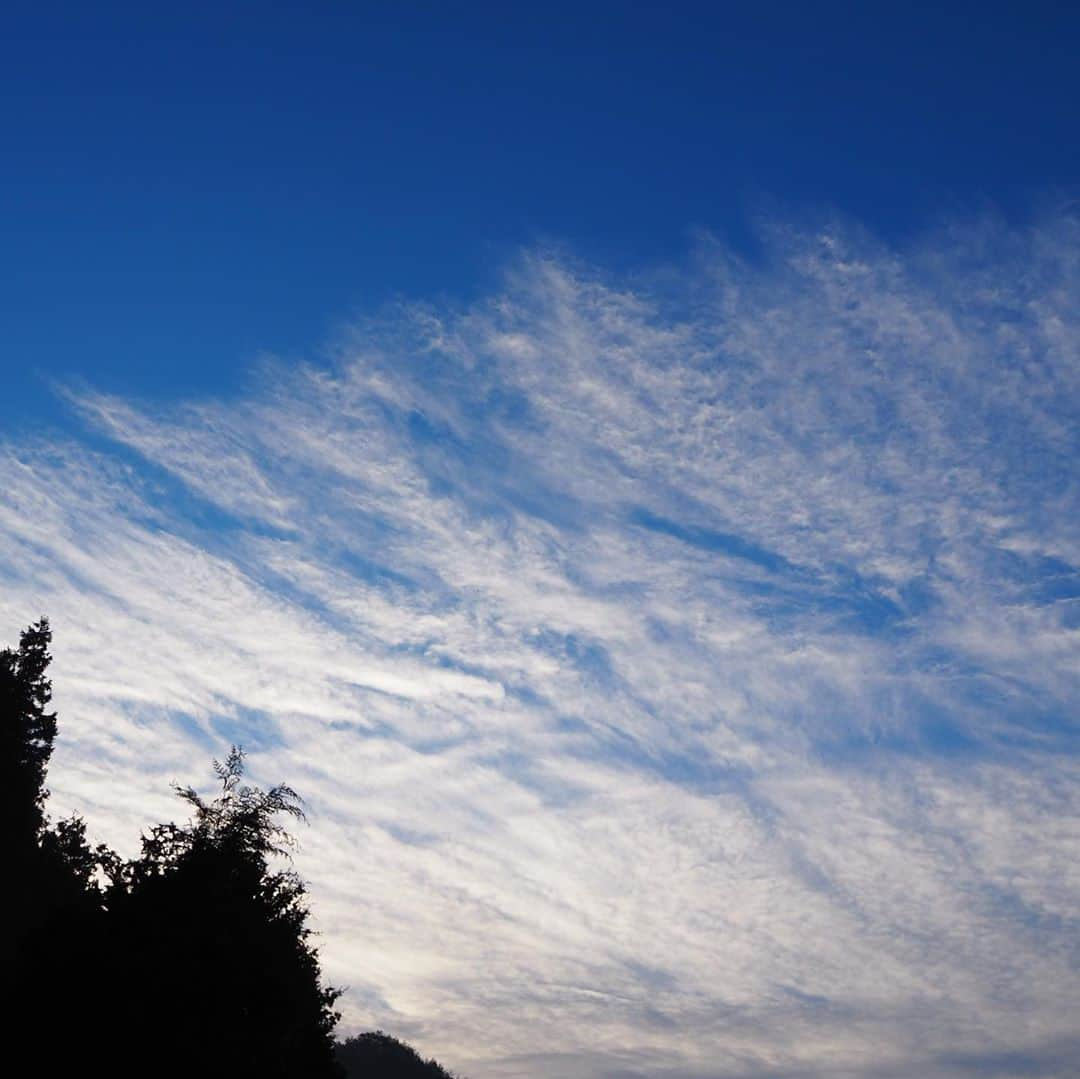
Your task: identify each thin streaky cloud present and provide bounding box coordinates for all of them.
[1,214,1078,1078]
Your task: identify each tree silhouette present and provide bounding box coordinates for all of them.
[2,618,57,1037]
[111,746,342,1077]
[3,618,116,1070]
[1,617,57,859]
[3,620,467,1078]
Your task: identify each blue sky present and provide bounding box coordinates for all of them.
[3,5,1080,1079]
[6,3,1080,423]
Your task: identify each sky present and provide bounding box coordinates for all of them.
[3,4,1080,1078]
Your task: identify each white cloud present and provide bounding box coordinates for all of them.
[2,214,1079,1078]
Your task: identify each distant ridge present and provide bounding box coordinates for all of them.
[336,1031,460,1078]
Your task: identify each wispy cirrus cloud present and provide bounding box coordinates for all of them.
[2,213,1078,1078]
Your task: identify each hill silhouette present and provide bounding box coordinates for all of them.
[336,1031,460,1078]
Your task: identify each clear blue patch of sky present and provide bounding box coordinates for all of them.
[630,507,804,577]
[631,508,919,638]
[209,705,285,756]
[401,401,592,531]
[3,2,1079,429]
[815,689,1080,767]
[528,628,616,686]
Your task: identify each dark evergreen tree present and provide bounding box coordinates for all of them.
[1,617,57,860]
[2,618,114,1069]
